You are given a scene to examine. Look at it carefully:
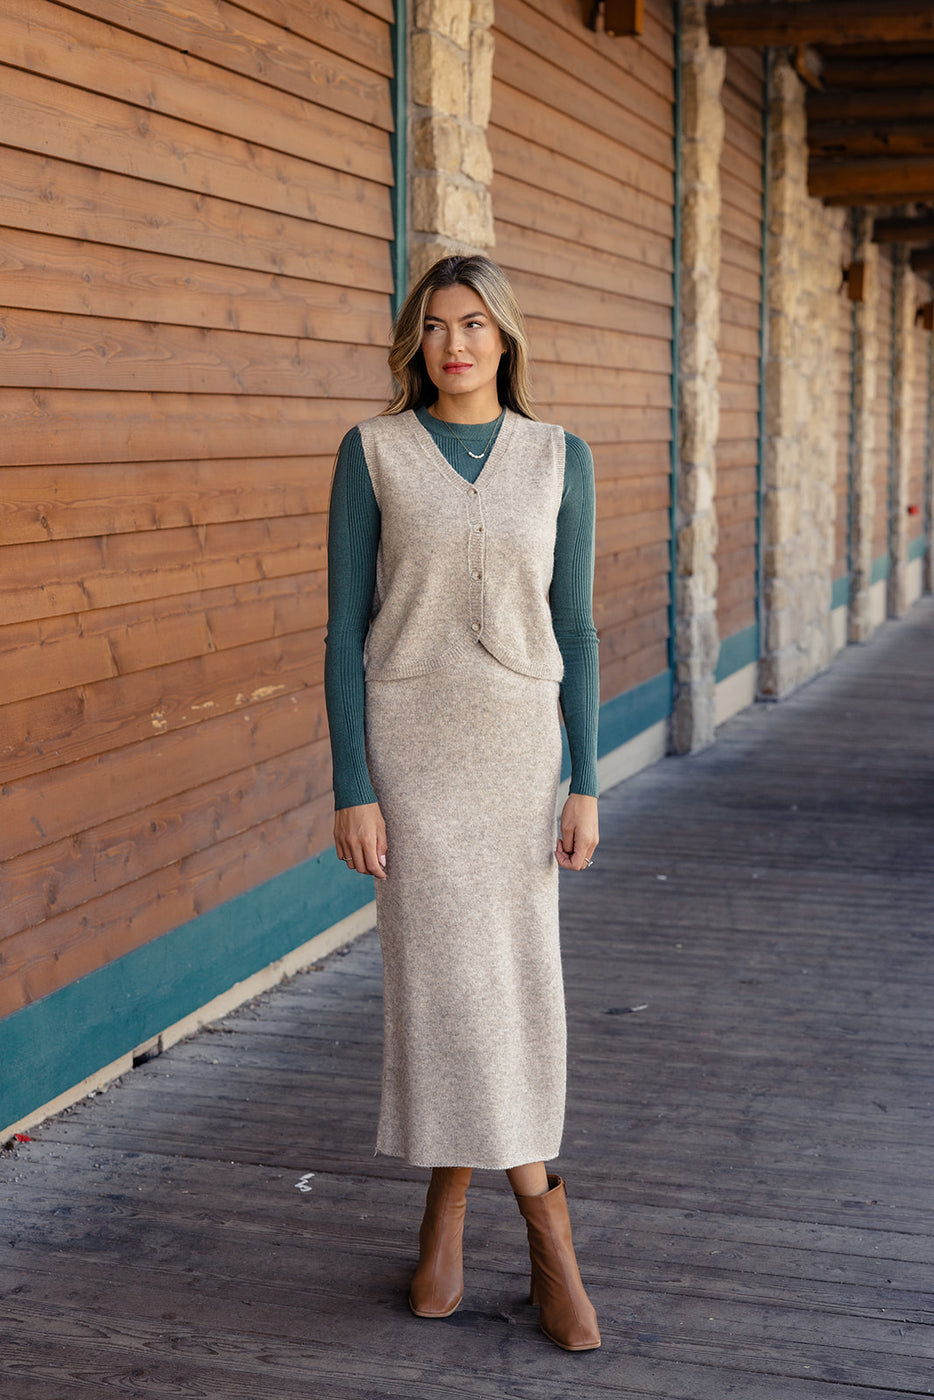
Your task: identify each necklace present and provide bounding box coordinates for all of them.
[432,407,504,460]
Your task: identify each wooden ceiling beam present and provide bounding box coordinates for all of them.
[821,56,934,89]
[809,124,934,159]
[826,40,934,59]
[873,217,934,243]
[708,1,934,48]
[807,89,934,123]
[910,247,934,269]
[824,187,934,207]
[810,157,934,200]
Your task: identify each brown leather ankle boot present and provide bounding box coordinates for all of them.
[515,1174,601,1351]
[408,1167,473,1318]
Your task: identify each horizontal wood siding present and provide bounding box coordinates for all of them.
[490,0,676,705]
[873,249,894,566]
[716,47,764,647]
[0,0,396,1019]
[834,225,855,586]
[908,273,929,550]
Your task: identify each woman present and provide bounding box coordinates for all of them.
[324,255,601,1351]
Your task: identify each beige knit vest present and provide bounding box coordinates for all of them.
[359,409,566,683]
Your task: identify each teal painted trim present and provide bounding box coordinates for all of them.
[389,0,408,318]
[666,1,682,680]
[714,624,759,684]
[0,850,372,1132]
[755,50,770,649]
[871,552,890,584]
[907,534,928,562]
[832,575,851,609]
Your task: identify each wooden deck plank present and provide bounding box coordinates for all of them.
[2,598,933,1397]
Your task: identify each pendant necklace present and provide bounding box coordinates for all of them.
[433,407,504,460]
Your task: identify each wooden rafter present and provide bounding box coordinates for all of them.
[873,217,934,243]
[821,56,934,89]
[809,125,934,159]
[707,1,934,48]
[910,247,934,269]
[811,156,934,198]
[823,187,934,207]
[807,88,934,123]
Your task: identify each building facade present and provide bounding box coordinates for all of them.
[2,0,932,1136]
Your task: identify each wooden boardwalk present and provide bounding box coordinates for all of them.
[3,598,933,1399]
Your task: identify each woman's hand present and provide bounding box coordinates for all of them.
[335,802,388,879]
[556,793,598,872]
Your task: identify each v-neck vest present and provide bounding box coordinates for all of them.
[359,408,566,683]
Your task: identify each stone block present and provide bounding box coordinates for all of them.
[677,514,718,574]
[415,0,471,50]
[758,647,798,700]
[460,124,493,184]
[680,269,719,329]
[762,437,800,491]
[675,612,718,667]
[675,574,715,616]
[413,176,493,244]
[679,375,718,464]
[768,311,794,359]
[764,359,802,436]
[682,137,721,189]
[766,607,798,653]
[764,487,799,542]
[469,28,495,128]
[670,685,716,756]
[470,0,494,26]
[677,461,714,515]
[411,114,462,174]
[411,31,469,118]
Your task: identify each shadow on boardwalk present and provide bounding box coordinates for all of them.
[3,599,933,1399]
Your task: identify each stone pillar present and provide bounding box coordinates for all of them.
[670,0,725,755]
[409,0,495,285]
[759,54,845,697]
[888,247,914,618]
[848,213,879,642]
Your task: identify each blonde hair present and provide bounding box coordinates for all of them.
[383,255,536,418]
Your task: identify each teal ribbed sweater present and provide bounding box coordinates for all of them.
[325,406,600,809]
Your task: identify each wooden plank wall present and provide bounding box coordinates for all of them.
[489,0,676,705]
[873,248,894,568]
[908,272,930,553]
[833,224,855,587]
[716,46,764,648]
[0,0,397,1021]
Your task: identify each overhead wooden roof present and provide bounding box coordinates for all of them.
[707,1,934,243]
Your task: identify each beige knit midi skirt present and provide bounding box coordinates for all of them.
[365,644,566,1170]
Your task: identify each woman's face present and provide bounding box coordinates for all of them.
[421,284,505,410]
